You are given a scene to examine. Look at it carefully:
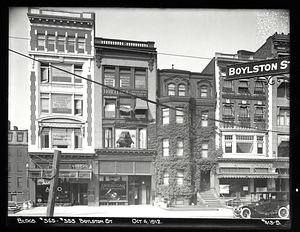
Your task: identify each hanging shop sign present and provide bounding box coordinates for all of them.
[226,57,290,80]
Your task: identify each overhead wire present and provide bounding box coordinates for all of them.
[8,48,288,134]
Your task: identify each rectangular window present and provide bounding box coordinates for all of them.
[257,143,263,154]
[201,112,208,127]
[40,66,49,82]
[17,177,22,188]
[178,85,186,96]
[201,143,208,157]
[163,172,169,185]
[8,132,13,142]
[77,37,85,53]
[119,98,132,118]
[238,81,249,93]
[52,128,72,149]
[74,65,83,84]
[37,34,45,50]
[17,162,23,172]
[104,67,115,87]
[223,105,233,116]
[177,171,184,185]
[223,80,232,91]
[200,86,208,97]
[74,95,83,116]
[135,69,146,89]
[176,139,184,156]
[277,82,289,98]
[47,35,55,52]
[41,128,50,148]
[67,37,75,53]
[51,64,72,83]
[104,128,113,148]
[52,94,72,114]
[162,108,169,124]
[104,99,116,118]
[40,93,50,114]
[57,35,65,52]
[163,139,169,156]
[239,106,249,118]
[277,108,290,126]
[254,81,264,93]
[176,107,184,123]
[74,128,82,149]
[115,129,136,148]
[120,68,131,88]
[236,142,253,153]
[139,128,147,149]
[225,142,232,153]
[17,133,23,142]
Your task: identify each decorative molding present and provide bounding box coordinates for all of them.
[148,53,155,72]
[95,50,103,69]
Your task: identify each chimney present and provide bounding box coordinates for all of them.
[13,126,18,130]
[8,120,11,130]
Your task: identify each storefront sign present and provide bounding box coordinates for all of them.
[103,88,147,97]
[220,184,230,194]
[226,57,290,80]
[100,181,126,200]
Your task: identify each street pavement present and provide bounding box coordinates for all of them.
[8,205,234,218]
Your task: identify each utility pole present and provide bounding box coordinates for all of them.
[46,149,61,217]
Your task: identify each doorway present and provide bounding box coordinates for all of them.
[200,171,210,192]
[71,183,88,205]
[128,176,151,205]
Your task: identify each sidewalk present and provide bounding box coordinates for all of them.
[8,205,233,218]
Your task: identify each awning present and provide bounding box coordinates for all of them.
[135,98,148,110]
[119,106,132,112]
[28,168,92,180]
[218,173,278,179]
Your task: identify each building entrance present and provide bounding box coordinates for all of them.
[128,176,151,205]
[71,183,88,205]
[200,171,210,192]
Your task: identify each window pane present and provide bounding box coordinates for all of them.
[77,37,85,53]
[225,142,232,153]
[223,106,232,116]
[52,94,72,114]
[104,128,112,148]
[236,142,253,153]
[168,84,176,96]
[52,64,72,83]
[41,128,50,148]
[176,108,184,123]
[74,68,82,84]
[68,37,75,53]
[135,70,146,89]
[162,108,169,124]
[41,98,49,113]
[115,129,136,148]
[41,67,49,82]
[74,129,82,149]
[104,68,115,87]
[178,84,186,96]
[52,128,72,148]
[223,80,232,88]
[120,69,131,88]
[239,107,248,117]
[119,98,132,118]
[47,35,55,51]
[104,99,116,117]
[200,86,208,97]
[201,113,208,126]
[163,139,169,156]
[58,36,65,52]
[139,128,147,149]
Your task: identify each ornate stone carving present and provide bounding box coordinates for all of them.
[148,53,155,72]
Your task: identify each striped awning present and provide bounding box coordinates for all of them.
[218,173,278,179]
[135,98,148,110]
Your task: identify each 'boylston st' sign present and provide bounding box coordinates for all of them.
[226,57,290,80]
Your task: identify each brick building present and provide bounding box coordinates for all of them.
[8,121,30,203]
[154,68,217,206]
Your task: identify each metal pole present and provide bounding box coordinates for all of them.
[46,149,61,217]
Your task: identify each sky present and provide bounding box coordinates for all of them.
[8,7,290,130]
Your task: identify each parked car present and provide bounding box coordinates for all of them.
[8,201,21,213]
[233,191,289,219]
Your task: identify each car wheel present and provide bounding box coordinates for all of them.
[241,207,251,219]
[278,207,289,219]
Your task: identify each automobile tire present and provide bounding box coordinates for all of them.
[278,207,289,219]
[241,207,251,219]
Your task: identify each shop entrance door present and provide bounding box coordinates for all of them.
[71,183,88,205]
[200,171,210,192]
[128,176,151,205]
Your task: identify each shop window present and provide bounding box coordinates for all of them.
[277,108,289,126]
[201,112,208,127]
[104,128,113,148]
[162,108,169,124]
[176,139,184,156]
[119,68,131,88]
[176,107,184,123]
[104,67,116,87]
[178,84,186,96]
[115,129,136,148]
[163,172,169,185]
[104,99,116,118]
[168,83,176,96]
[119,98,132,118]
[163,139,169,156]
[135,69,146,89]
[37,34,45,50]
[177,171,184,185]
[201,143,208,157]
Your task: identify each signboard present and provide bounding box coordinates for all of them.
[52,94,72,114]
[220,184,230,194]
[226,57,290,80]
[103,88,147,97]
[99,181,126,200]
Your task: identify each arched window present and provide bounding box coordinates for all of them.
[178,84,186,96]
[168,83,176,96]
